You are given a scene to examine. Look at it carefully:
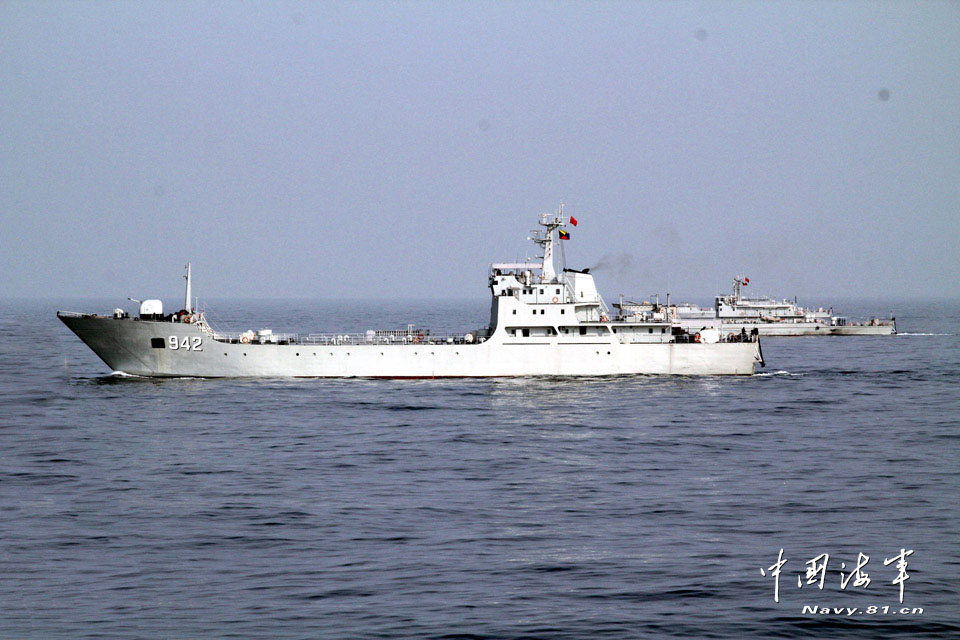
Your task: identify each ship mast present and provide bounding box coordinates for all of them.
[184,263,193,313]
[532,205,569,283]
[732,275,746,303]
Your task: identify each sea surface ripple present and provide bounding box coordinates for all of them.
[1,298,958,638]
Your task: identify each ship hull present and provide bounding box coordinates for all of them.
[720,322,893,337]
[676,319,894,336]
[59,314,762,377]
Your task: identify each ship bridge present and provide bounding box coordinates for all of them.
[480,209,677,343]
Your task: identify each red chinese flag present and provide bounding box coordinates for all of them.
[569,215,578,226]
[745,277,750,284]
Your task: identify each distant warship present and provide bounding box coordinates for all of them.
[618,276,895,337]
[58,211,764,377]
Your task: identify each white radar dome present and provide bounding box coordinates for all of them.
[139,299,162,316]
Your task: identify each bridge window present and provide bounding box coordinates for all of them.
[561,309,565,314]
[539,288,544,294]
[522,329,530,337]
[580,327,586,335]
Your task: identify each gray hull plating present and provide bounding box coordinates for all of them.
[59,314,762,378]
[718,322,894,337]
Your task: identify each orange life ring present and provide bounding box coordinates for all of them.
[601,315,609,322]
[694,333,701,343]
[552,296,559,303]
[240,335,250,344]
[184,315,192,324]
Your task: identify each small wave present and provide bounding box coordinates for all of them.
[897,332,952,336]
[753,370,803,377]
[108,371,205,380]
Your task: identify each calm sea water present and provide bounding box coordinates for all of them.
[1,298,958,639]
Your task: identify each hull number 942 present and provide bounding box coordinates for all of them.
[169,336,203,351]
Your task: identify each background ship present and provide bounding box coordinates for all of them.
[617,276,895,336]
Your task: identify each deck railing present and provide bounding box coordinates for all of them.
[209,331,483,346]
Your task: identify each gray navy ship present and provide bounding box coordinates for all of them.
[58,212,764,377]
[617,276,895,337]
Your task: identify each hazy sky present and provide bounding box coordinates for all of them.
[2,1,958,304]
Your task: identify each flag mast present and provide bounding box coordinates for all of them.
[558,203,568,272]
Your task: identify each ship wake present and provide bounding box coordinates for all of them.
[753,370,803,377]
[896,332,952,336]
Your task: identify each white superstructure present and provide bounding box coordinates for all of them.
[58,211,764,377]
